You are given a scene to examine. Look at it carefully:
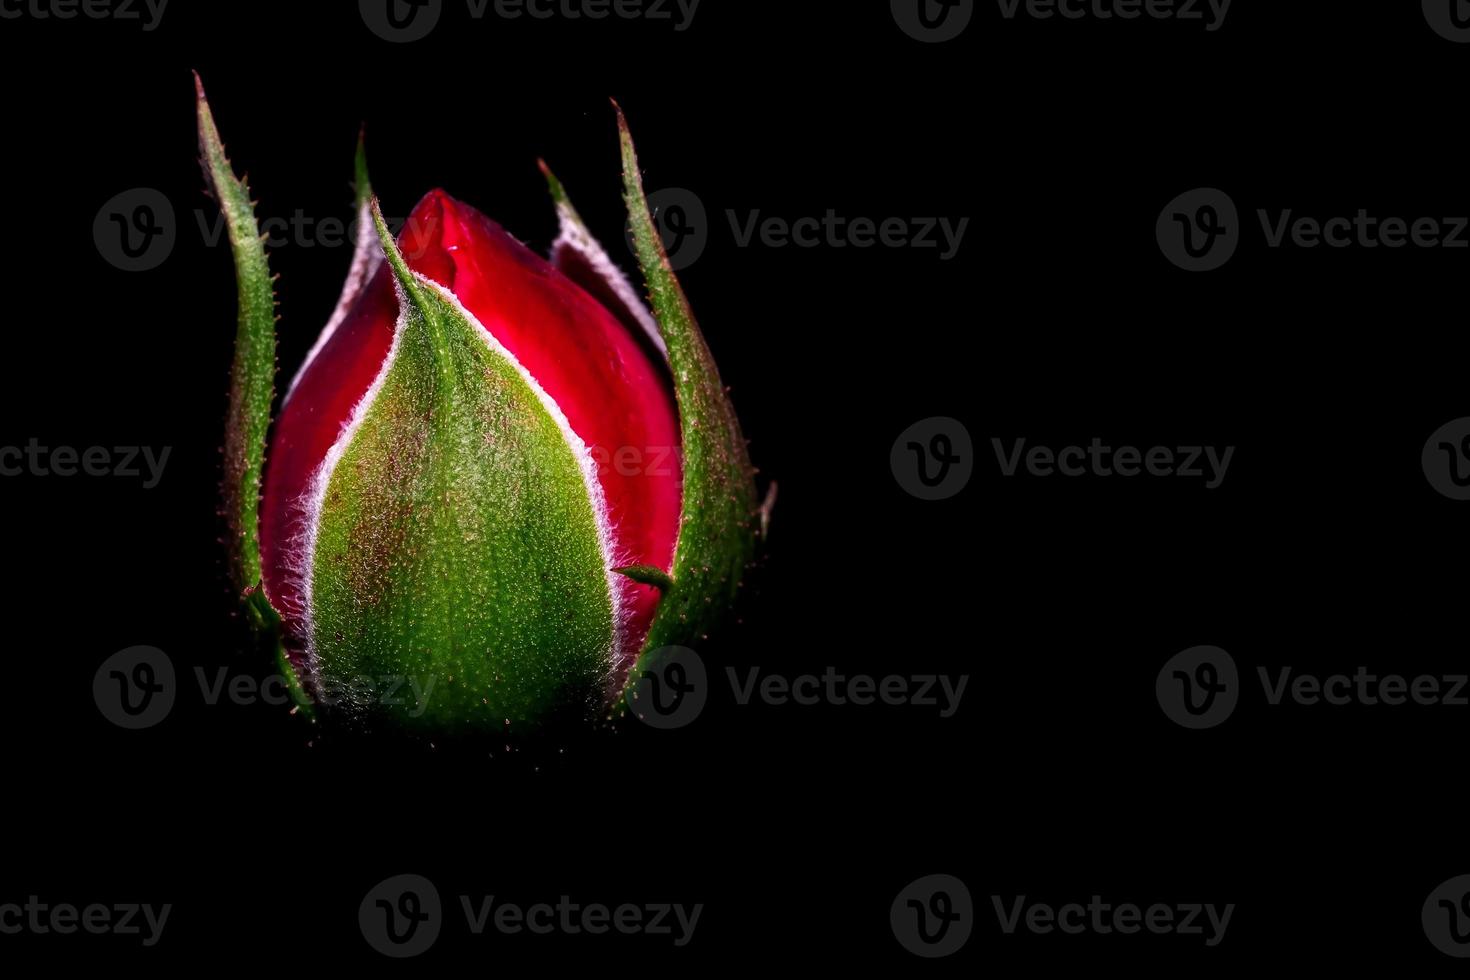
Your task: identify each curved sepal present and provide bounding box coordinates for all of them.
[196,72,279,629]
[285,129,383,401]
[616,104,761,664]
[614,564,673,592]
[303,202,619,730]
[539,159,667,358]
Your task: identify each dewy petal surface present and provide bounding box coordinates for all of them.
[261,190,682,674]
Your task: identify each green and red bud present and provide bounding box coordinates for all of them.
[198,76,762,732]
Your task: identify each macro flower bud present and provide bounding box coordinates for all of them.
[197,75,763,731]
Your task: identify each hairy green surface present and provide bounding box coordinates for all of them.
[308,204,615,730]
[538,158,574,213]
[196,73,277,625]
[354,129,372,206]
[617,105,761,665]
[614,564,674,592]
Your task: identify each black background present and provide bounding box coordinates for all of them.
[3,0,1469,969]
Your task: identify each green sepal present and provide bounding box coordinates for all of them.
[539,158,573,212]
[196,73,278,616]
[538,157,667,355]
[614,565,674,592]
[306,202,617,731]
[354,127,373,206]
[276,646,316,718]
[242,584,278,634]
[616,104,761,665]
[235,585,314,718]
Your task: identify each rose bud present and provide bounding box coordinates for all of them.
[196,74,767,731]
